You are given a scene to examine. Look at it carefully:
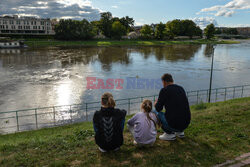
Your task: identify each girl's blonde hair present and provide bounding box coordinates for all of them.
[141,99,160,128]
[101,92,116,108]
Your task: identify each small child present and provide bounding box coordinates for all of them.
[93,92,127,152]
[127,99,159,146]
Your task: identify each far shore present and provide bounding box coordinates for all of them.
[23,39,241,48]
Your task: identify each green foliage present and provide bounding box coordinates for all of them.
[165,19,202,39]
[111,21,127,39]
[99,12,113,38]
[140,25,153,39]
[119,16,135,32]
[155,22,166,39]
[99,12,134,38]
[55,19,96,40]
[215,28,222,34]
[204,24,216,39]
[222,28,238,35]
[166,19,183,38]
[181,20,202,39]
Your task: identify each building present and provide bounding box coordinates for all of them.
[0,15,55,35]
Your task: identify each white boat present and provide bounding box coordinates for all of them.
[0,37,27,48]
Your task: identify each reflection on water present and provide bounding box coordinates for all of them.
[0,41,250,112]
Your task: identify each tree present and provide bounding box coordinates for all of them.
[155,22,166,39]
[181,20,197,39]
[54,19,96,40]
[91,21,101,36]
[195,26,203,38]
[204,24,216,39]
[119,16,134,32]
[215,28,222,34]
[111,21,127,39]
[140,25,153,39]
[166,20,183,37]
[99,12,113,38]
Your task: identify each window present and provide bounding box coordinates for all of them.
[27,21,29,25]
[31,21,33,25]
[34,21,36,25]
[9,43,12,45]
[15,43,17,45]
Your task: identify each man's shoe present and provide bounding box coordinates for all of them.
[159,132,176,141]
[175,132,185,138]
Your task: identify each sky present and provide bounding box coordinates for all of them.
[0,0,249,28]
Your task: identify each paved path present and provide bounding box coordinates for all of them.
[214,152,250,167]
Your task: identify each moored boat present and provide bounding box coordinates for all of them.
[0,37,27,48]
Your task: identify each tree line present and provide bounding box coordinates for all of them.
[140,20,202,40]
[55,12,216,40]
[55,12,134,40]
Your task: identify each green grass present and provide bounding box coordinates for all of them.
[24,39,240,48]
[0,97,250,167]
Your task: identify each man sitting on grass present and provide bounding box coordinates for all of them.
[154,73,191,141]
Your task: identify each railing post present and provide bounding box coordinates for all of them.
[85,103,88,121]
[196,91,199,104]
[70,105,72,123]
[53,107,56,126]
[224,88,227,101]
[233,87,236,99]
[35,109,38,129]
[215,89,218,102]
[16,111,19,132]
[128,99,130,115]
[206,90,209,103]
[153,95,156,102]
[241,86,244,97]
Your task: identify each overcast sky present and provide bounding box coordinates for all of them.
[0,0,249,28]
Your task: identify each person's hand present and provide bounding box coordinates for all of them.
[154,98,158,106]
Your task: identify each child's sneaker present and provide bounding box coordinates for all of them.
[159,132,176,141]
[98,147,107,153]
[175,132,185,138]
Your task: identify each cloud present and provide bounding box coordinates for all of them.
[199,0,250,17]
[192,17,218,29]
[111,5,118,9]
[0,0,101,21]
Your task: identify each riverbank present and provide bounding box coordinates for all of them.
[24,39,240,48]
[0,97,249,167]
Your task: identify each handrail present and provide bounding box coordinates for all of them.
[0,84,250,134]
[1,84,250,114]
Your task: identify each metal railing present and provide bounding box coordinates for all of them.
[0,84,250,134]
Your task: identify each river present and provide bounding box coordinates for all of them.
[1,40,250,112]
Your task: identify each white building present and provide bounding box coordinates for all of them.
[0,15,55,35]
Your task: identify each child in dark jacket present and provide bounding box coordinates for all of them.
[93,92,127,152]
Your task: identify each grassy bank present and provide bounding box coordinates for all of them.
[0,98,249,167]
[24,39,240,48]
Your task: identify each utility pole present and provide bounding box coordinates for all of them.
[208,44,216,103]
